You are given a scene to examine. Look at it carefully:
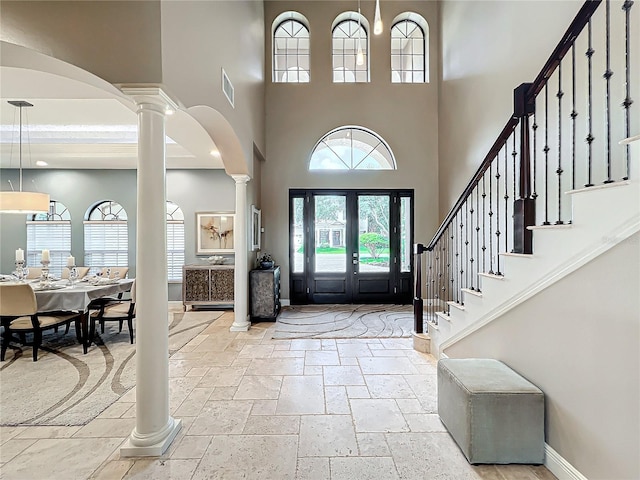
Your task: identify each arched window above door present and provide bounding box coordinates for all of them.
[309,126,396,171]
[332,13,369,83]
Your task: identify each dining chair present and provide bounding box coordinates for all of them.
[0,284,82,362]
[61,266,90,279]
[25,267,42,279]
[90,280,136,344]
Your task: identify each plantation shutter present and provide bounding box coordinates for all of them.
[26,221,71,277]
[83,221,128,274]
[167,220,185,281]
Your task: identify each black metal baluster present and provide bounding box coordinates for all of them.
[482,174,487,278]
[427,250,434,323]
[454,212,460,304]
[504,145,510,255]
[571,44,578,191]
[604,0,614,184]
[586,19,595,187]
[488,163,494,274]
[476,186,481,292]
[533,112,538,202]
[467,190,475,290]
[441,241,447,312]
[557,60,565,224]
[622,0,634,180]
[543,83,551,224]
[450,225,455,314]
[495,151,502,275]
[460,209,465,299]
[434,246,440,316]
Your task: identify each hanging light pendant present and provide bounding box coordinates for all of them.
[374,0,383,35]
[0,100,50,214]
[356,0,365,66]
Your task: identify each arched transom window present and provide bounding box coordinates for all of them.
[332,14,369,83]
[273,13,310,83]
[26,200,71,277]
[84,200,128,273]
[391,13,429,83]
[309,126,396,170]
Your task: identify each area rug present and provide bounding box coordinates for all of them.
[272,304,414,339]
[0,310,222,426]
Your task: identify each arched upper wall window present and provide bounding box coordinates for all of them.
[332,12,369,83]
[272,12,310,83]
[84,200,128,273]
[391,12,429,83]
[166,200,185,282]
[309,126,396,170]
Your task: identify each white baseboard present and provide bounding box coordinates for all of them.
[281,299,290,307]
[545,444,588,480]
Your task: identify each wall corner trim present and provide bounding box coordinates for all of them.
[545,444,588,480]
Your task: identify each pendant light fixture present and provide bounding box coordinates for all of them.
[374,0,383,35]
[0,100,50,214]
[356,0,365,66]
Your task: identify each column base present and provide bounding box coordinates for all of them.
[120,418,182,457]
[412,332,431,354]
[230,317,251,332]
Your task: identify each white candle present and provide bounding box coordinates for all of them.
[67,255,75,267]
[41,249,50,263]
[15,248,24,262]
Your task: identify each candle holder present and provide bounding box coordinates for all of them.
[68,266,78,285]
[14,260,27,282]
[40,260,50,285]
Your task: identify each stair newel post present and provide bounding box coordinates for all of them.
[413,243,427,334]
[513,83,536,254]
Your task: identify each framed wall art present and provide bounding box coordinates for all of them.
[196,212,235,254]
[251,205,261,251]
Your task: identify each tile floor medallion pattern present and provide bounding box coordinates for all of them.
[0,306,222,426]
[0,309,558,480]
[273,304,414,339]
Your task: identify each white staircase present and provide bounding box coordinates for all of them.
[427,175,640,357]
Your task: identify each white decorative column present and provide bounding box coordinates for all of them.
[230,174,251,331]
[120,86,182,456]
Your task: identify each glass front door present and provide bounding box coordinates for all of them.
[289,189,413,304]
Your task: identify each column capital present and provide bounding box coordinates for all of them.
[231,174,251,184]
[118,84,180,114]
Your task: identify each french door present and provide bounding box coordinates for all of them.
[290,189,413,304]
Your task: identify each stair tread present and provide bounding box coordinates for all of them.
[461,288,482,297]
[566,180,631,195]
[478,272,505,280]
[500,252,534,258]
[447,301,465,311]
[619,133,640,145]
[527,224,573,230]
[436,311,451,321]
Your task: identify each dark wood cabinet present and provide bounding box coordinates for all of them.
[250,266,281,321]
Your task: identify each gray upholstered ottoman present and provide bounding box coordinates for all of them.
[437,358,544,464]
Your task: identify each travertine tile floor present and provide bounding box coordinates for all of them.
[0,309,557,480]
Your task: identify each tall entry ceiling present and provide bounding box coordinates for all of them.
[0,67,224,170]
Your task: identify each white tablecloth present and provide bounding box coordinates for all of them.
[32,279,134,312]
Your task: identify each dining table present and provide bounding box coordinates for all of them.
[6,278,134,353]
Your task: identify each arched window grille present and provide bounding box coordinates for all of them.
[167,200,185,282]
[332,16,368,83]
[273,16,310,83]
[309,126,396,170]
[391,15,429,83]
[26,200,71,277]
[84,200,128,274]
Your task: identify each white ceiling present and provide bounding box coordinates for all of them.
[0,67,224,170]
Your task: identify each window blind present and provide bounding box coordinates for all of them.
[84,221,128,274]
[26,221,71,277]
[167,221,185,281]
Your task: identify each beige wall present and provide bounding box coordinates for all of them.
[160,0,266,175]
[263,0,440,298]
[0,0,163,84]
[445,233,640,480]
[438,1,580,218]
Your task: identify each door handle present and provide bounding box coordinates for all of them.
[353,259,358,264]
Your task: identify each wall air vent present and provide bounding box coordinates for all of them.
[222,69,235,108]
